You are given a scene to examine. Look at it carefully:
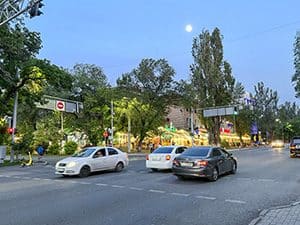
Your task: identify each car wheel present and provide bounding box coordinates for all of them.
[115,162,124,172]
[208,167,218,182]
[79,165,90,178]
[230,162,237,174]
[176,175,186,180]
[151,168,158,172]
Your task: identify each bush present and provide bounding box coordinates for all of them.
[64,141,78,155]
[47,143,61,155]
[221,140,230,149]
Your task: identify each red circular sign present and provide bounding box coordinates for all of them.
[56,101,65,110]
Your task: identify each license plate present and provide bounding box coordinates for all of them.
[180,162,193,167]
[151,156,161,161]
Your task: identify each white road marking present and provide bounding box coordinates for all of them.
[257,178,274,182]
[96,183,108,186]
[225,199,246,204]
[111,185,125,188]
[78,182,91,185]
[171,192,189,197]
[236,178,252,181]
[33,178,41,180]
[13,176,21,179]
[129,187,144,191]
[23,177,31,179]
[149,189,165,194]
[195,195,216,200]
[42,178,51,181]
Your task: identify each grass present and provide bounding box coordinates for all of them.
[0,160,20,167]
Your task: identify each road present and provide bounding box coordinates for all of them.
[0,146,299,225]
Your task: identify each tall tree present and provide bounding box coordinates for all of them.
[67,63,111,145]
[292,31,300,97]
[117,58,176,150]
[190,28,237,145]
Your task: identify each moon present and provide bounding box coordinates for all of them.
[185,24,193,32]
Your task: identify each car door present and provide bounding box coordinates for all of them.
[220,148,233,172]
[211,148,226,175]
[107,147,119,169]
[91,148,108,171]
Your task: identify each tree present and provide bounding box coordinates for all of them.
[67,63,111,145]
[190,28,237,145]
[292,31,300,97]
[117,58,176,151]
[253,82,278,141]
[0,22,43,116]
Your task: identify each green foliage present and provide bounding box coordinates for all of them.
[220,140,230,149]
[190,27,237,145]
[116,58,176,150]
[253,82,278,141]
[64,141,78,155]
[292,31,300,98]
[47,143,61,155]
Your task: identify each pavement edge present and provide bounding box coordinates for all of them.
[248,201,300,225]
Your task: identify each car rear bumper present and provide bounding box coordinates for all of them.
[146,160,173,169]
[172,166,212,178]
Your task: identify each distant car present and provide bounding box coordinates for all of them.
[271,140,284,148]
[290,136,300,158]
[172,146,237,181]
[146,146,187,171]
[55,146,129,177]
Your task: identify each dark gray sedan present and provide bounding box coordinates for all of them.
[172,146,237,181]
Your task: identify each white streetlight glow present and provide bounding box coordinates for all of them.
[185,24,193,32]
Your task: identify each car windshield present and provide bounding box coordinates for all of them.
[153,147,174,154]
[72,148,96,157]
[181,147,210,157]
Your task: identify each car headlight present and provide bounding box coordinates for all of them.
[66,162,77,168]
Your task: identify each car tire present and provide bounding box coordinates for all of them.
[79,165,91,178]
[115,162,124,172]
[208,167,218,182]
[230,162,237,174]
[151,168,158,172]
[176,175,186,180]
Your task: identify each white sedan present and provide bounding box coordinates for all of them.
[146,146,187,171]
[55,146,129,177]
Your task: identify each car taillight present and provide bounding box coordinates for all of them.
[165,155,171,160]
[146,155,149,160]
[196,160,208,167]
[173,159,180,166]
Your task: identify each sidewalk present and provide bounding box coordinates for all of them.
[249,201,300,225]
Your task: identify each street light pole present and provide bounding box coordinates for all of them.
[110,100,114,147]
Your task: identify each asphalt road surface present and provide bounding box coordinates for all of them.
[1,146,299,225]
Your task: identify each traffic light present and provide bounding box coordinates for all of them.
[29,1,44,18]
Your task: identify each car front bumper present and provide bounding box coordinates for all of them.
[55,166,80,175]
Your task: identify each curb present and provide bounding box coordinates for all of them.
[248,201,300,225]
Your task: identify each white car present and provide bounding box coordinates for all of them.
[55,146,129,177]
[146,146,187,171]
